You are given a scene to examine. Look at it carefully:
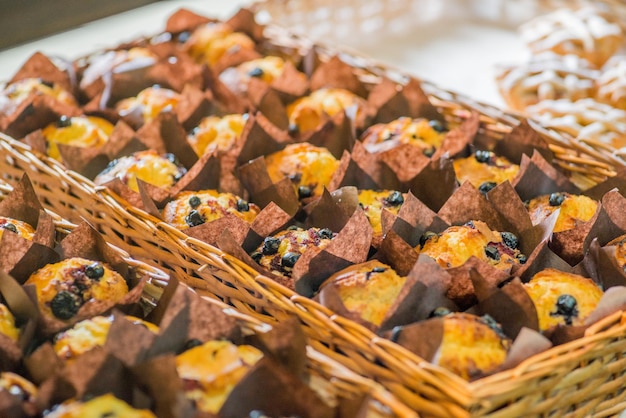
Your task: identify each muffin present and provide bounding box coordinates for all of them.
[187,113,247,157]
[596,55,626,110]
[176,340,263,414]
[286,88,367,134]
[609,234,626,271]
[357,189,405,237]
[24,257,129,321]
[419,220,526,270]
[219,56,286,95]
[525,98,626,149]
[163,190,260,229]
[519,6,623,68]
[0,216,35,241]
[319,260,406,326]
[184,23,256,66]
[250,226,337,278]
[265,143,340,199]
[453,150,520,193]
[53,314,158,361]
[523,268,604,331]
[432,312,511,380]
[360,116,447,156]
[45,394,155,418]
[93,150,187,192]
[526,192,598,233]
[41,115,114,161]
[0,303,19,342]
[496,52,598,111]
[115,85,181,125]
[80,47,157,90]
[0,77,77,116]
[0,372,37,408]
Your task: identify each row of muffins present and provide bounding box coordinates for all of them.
[0,178,374,417]
[495,4,626,151]
[2,7,626,385]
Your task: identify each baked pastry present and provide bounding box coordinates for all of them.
[496,52,598,111]
[0,216,35,241]
[184,23,256,66]
[319,260,406,326]
[93,150,187,192]
[360,116,447,155]
[525,98,626,149]
[219,56,286,95]
[80,47,157,90]
[250,226,336,278]
[187,113,247,157]
[526,192,598,233]
[115,85,181,125]
[523,268,603,331]
[0,372,37,407]
[45,393,155,418]
[24,257,129,321]
[608,234,626,270]
[431,311,511,380]
[0,77,77,116]
[41,115,114,161]
[53,314,158,361]
[419,220,526,269]
[176,339,263,414]
[265,143,340,199]
[453,150,520,193]
[596,56,626,110]
[286,88,367,134]
[0,303,19,342]
[519,6,623,68]
[357,189,405,237]
[163,190,260,229]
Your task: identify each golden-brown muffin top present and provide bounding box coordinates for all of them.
[0,216,35,242]
[53,314,158,361]
[320,260,406,326]
[453,150,520,192]
[42,115,114,161]
[526,192,598,233]
[187,113,247,157]
[524,268,603,331]
[609,234,626,270]
[0,77,77,114]
[176,340,263,413]
[435,312,511,380]
[219,56,285,95]
[360,117,447,155]
[0,303,19,343]
[25,257,129,321]
[286,88,367,134]
[46,394,156,418]
[0,372,37,404]
[265,143,339,199]
[94,150,187,192]
[163,190,260,229]
[184,23,256,66]
[251,226,336,278]
[418,220,526,270]
[116,85,181,124]
[357,189,405,236]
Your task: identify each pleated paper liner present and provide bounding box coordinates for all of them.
[0,179,408,418]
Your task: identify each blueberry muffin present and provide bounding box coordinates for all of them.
[250,227,336,278]
[187,113,247,157]
[115,85,181,125]
[94,150,187,192]
[357,189,405,238]
[46,394,155,418]
[360,117,447,156]
[163,190,260,229]
[265,143,339,199]
[184,23,256,66]
[41,115,113,161]
[526,192,598,233]
[453,150,520,193]
[0,77,76,115]
[418,220,526,270]
[319,260,406,326]
[176,340,263,414]
[523,268,603,331]
[219,56,286,95]
[24,257,129,321]
[0,216,35,242]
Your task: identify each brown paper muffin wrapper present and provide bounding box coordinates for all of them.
[3,95,81,140]
[8,52,75,95]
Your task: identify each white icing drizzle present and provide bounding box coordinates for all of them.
[597,55,626,109]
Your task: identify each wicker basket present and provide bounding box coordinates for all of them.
[0,180,410,418]
[1,4,626,417]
